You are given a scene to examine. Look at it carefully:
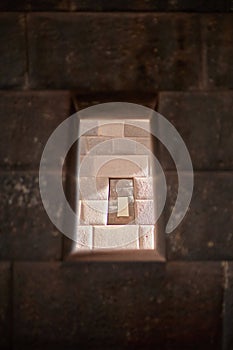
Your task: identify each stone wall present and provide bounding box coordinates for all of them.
[0,2,232,349]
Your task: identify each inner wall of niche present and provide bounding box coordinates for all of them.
[74,119,156,251]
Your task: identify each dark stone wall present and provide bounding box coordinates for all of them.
[0,2,232,349]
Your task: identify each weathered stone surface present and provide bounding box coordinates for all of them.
[98,123,124,137]
[95,156,149,178]
[0,172,62,260]
[124,122,151,138]
[80,136,113,155]
[13,261,223,350]
[0,91,71,170]
[0,14,26,88]
[135,177,153,199]
[0,0,231,11]
[72,93,157,112]
[0,0,69,11]
[70,0,232,12]
[79,200,108,225]
[223,262,233,350]
[135,200,155,225]
[28,13,201,91]
[165,172,233,260]
[79,177,109,200]
[139,225,155,249]
[93,225,139,249]
[0,262,11,350]
[73,226,93,249]
[205,15,233,89]
[158,92,233,170]
[163,262,223,349]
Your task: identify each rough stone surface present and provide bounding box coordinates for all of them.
[139,225,155,249]
[79,200,108,225]
[0,172,62,260]
[205,15,233,89]
[158,92,233,170]
[73,94,157,112]
[0,262,11,350]
[0,0,231,11]
[81,136,113,155]
[0,6,232,350]
[135,177,153,199]
[93,225,139,249]
[163,262,223,349]
[0,14,26,88]
[0,91,71,170]
[135,200,155,225]
[70,0,232,12]
[0,0,70,11]
[96,156,149,178]
[165,172,233,260]
[73,226,93,250]
[98,123,124,137]
[13,261,223,350]
[124,122,151,138]
[28,13,202,91]
[79,177,109,200]
[112,138,137,155]
[223,262,233,350]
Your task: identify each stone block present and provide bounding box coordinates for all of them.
[13,261,223,349]
[158,91,233,170]
[93,225,139,249]
[79,200,108,225]
[0,0,70,11]
[72,226,93,250]
[135,200,155,225]
[0,172,62,260]
[139,225,155,249]
[0,91,71,170]
[124,122,151,138]
[0,14,26,88]
[96,155,149,177]
[70,0,231,12]
[28,13,201,91]
[165,172,233,260]
[98,123,124,137]
[79,177,109,200]
[134,177,153,199]
[205,15,233,89]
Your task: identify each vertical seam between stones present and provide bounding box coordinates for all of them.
[151,94,158,111]
[156,92,162,112]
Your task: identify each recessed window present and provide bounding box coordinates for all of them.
[107,178,135,225]
[63,112,165,261]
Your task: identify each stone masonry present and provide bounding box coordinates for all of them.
[0,2,232,350]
